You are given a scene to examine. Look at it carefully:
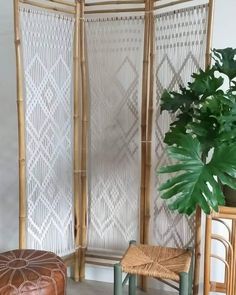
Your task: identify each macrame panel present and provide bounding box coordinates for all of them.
[152,5,208,248]
[85,16,144,253]
[19,7,75,256]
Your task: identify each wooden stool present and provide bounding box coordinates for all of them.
[0,249,67,294]
[114,241,193,295]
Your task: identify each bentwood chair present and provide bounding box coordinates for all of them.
[114,241,193,295]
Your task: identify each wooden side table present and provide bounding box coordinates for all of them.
[204,206,236,295]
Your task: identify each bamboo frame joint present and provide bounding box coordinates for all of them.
[15,39,21,45]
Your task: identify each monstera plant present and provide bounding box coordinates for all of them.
[159,48,236,215]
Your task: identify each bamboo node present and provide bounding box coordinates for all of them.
[15,39,21,45]
[145,163,152,167]
[74,170,86,173]
[145,214,151,218]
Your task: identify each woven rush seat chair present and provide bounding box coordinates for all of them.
[114,242,193,295]
[0,249,67,294]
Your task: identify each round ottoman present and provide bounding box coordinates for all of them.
[0,249,66,294]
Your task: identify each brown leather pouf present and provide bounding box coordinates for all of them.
[0,249,66,294]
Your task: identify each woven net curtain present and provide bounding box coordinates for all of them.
[85,16,144,253]
[19,6,75,256]
[152,4,209,248]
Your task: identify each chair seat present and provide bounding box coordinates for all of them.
[121,244,192,281]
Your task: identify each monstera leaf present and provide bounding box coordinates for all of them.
[189,67,224,98]
[161,87,198,113]
[212,48,236,80]
[159,135,236,215]
[159,48,236,215]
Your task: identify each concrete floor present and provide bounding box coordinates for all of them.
[67,279,177,295]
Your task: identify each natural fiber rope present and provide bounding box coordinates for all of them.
[85,16,144,253]
[152,3,209,249]
[19,5,75,256]
[121,244,192,281]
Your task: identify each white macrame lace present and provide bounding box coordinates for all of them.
[85,16,144,253]
[18,3,209,256]
[152,4,209,248]
[19,6,75,256]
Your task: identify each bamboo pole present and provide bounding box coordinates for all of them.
[144,0,154,247]
[231,221,236,295]
[85,0,144,6]
[205,0,215,67]
[141,0,154,290]
[79,0,89,281]
[154,0,195,9]
[139,0,151,290]
[193,207,202,295]
[19,0,75,14]
[211,235,233,294]
[85,7,145,14]
[14,0,27,250]
[204,215,212,295]
[48,0,76,7]
[140,0,150,248]
[63,252,76,267]
[193,2,215,294]
[218,206,236,214]
[73,0,81,282]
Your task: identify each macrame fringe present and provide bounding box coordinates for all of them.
[85,17,144,253]
[152,4,209,248]
[85,15,145,22]
[19,6,75,257]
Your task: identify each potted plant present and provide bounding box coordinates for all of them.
[159,48,236,215]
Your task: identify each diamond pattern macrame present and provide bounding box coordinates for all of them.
[85,17,144,252]
[19,7,75,256]
[152,5,209,248]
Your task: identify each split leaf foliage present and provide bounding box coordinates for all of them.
[159,48,236,215]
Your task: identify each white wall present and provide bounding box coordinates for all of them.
[212,0,236,49]
[0,0,18,251]
[0,0,236,292]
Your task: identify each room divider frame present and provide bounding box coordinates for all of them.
[14,0,215,292]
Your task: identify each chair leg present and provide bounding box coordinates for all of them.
[188,257,194,295]
[180,272,189,295]
[129,274,137,295]
[114,264,123,295]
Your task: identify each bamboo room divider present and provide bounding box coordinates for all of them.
[14,0,214,291]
